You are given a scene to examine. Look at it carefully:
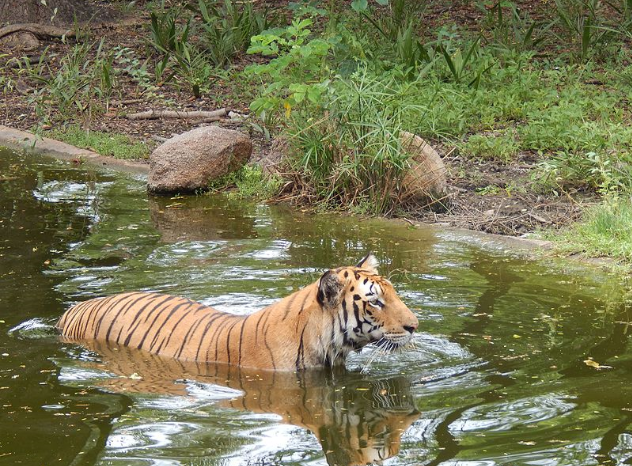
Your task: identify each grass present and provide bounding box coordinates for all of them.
[550,197,632,264]
[48,126,152,160]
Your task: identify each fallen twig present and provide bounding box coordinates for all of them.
[126,109,227,120]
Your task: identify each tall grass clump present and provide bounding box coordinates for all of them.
[287,69,424,214]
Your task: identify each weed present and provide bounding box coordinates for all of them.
[553,0,620,61]
[478,1,550,54]
[437,37,494,89]
[247,16,333,120]
[113,47,160,97]
[286,69,425,214]
[534,150,632,194]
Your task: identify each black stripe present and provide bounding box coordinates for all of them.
[205,314,236,363]
[123,294,175,346]
[103,292,147,341]
[260,311,276,369]
[94,294,136,339]
[172,311,207,359]
[295,324,307,371]
[135,296,182,350]
[74,296,115,339]
[190,312,226,360]
[237,315,250,367]
[224,319,242,365]
[148,301,196,351]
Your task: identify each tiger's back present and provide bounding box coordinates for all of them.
[58,291,243,362]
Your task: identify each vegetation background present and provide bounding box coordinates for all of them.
[2,0,632,265]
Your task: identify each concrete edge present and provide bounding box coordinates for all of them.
[0,125,149,175]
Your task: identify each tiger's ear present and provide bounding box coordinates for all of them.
[317,270,344,309]
[356,253,379,273]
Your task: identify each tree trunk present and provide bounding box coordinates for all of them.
[0,0,115,27]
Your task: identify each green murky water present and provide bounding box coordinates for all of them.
[1,147,631,466]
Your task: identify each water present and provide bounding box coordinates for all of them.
[1,147,631,466]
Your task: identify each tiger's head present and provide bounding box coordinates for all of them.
[316,254,418,359]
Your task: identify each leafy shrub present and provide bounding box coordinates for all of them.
[246,16,333,121]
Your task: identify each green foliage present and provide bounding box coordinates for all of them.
[461,131,520,163]
[437,37,494,89]
[534,150,632,194]
[477,1,550,54]
[552,197,632,262]
[553,0,620,61]
[112,47,160,97]
[246,17,332,120]
[49,125,152,159]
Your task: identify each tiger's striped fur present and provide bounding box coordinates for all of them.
[56,254,418,371]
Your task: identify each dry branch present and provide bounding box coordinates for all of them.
[126,109,227,120]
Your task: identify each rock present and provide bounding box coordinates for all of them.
[148,126,252,194]
[400,131,447,203]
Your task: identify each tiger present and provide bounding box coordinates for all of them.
[56,253,419,371]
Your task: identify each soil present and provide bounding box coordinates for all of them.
[0,1,590,237]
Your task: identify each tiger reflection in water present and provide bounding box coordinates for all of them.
[71,341,420,466]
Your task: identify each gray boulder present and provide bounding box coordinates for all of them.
[148,126,252,194]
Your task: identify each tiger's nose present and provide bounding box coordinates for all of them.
[403,322,417,334]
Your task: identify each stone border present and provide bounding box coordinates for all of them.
[0,125,149,175]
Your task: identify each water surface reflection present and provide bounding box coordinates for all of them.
[62,341,420,466]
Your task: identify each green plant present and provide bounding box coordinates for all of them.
[148,7,215,97]
[287,69,425,214]
[551,197,632,262]
[246,16,333,120]
[352,0,428,41]
[149,7,183,54]
[478,0,549,54]
[553,0,619,61]
[534,150,632,194]
[437,37,494,89]
[113,46,160,97]
[394,21,433,81]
